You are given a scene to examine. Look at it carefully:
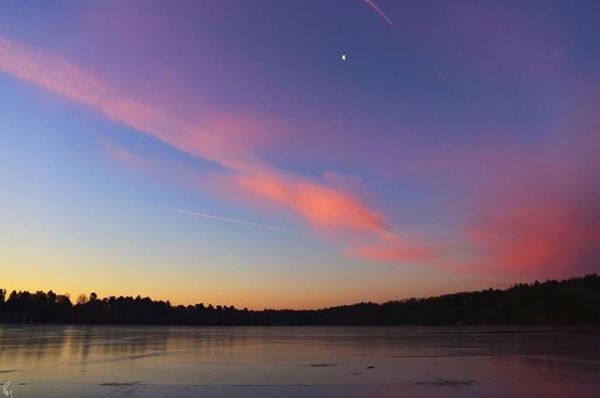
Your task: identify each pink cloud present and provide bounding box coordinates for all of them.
[466,194,600,278]
[0,36,265,173]
[458,112,600,278]
[2,30,598,279]
[0,35,394,243]
[231,172,391,237]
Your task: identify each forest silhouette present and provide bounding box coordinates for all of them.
[1,274,599,325]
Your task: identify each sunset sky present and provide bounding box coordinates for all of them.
[1,0,599,309]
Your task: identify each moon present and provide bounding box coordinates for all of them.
[341,54,347,61]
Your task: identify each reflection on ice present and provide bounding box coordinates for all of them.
[0,325,599,397]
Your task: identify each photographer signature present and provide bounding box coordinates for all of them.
[2,381,13,398]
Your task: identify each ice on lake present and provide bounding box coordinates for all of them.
[1,325,599,397]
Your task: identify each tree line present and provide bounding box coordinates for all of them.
[1,274,599,325]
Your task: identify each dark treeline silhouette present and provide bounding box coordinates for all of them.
[1,274,599,325]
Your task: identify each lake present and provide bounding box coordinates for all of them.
[0,325,599,397]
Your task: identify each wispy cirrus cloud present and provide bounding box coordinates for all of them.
[0,35,394,246]
[94,133,152,172]
[3,21,597,280]
[231,173,390,237]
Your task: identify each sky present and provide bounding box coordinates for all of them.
[1,0,599,309]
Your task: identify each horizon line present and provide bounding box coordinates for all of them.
[2,273,595,312]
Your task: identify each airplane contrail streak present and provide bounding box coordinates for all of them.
[363,0,394,26]
[168,208,299,234]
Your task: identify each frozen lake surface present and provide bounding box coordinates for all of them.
[1,325,599,397]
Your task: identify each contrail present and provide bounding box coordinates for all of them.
[168,208,299,234]
[363,0,394,26]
